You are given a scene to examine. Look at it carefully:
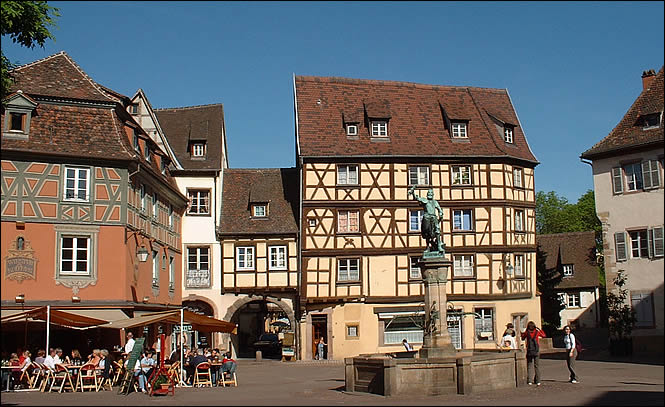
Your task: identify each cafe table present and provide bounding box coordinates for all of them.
[1,365,20,392]
[62,364,84,392]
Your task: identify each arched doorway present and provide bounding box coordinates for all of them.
[182,299,215,349]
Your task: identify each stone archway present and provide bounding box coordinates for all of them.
[182,298,217,349]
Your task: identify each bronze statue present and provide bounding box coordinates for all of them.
[408,186,444,255]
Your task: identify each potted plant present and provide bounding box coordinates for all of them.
[152,373,170,390]
[606,270,637,356]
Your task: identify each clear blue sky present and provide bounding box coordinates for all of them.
[3,1,663,203]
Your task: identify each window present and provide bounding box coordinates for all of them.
[337,210,359,233]
[453,209,473,231]
[451,165,472,185]
[187,190,210,215]
[308,218,316,227]
[515,209,525,232]
[346,124,358,136]
[9,112,26,131]
[513,167,523,188]
[631,293,654,328]
[409,256,421,279]
[145,143,151,162]
[447,312,463,349]
[371,121,388,137]
[408,166,430,185]
[451,122,467,138]
[612,167,623,194]
[152,250,159,286]
[474,308,494,341]
[409,210,423,232]
[133,130,140,152]
[504,126,514,143]
[641,113,661,129]
[169,256,175,291]
[514,254,525,277]
[562,264,574,277]
[346,325,359,338]
[168,204,173,228]
[236,246,255,270]
[60,236,90,275]
[161,158,168,175]
[566,293,581,308]
[63,167,90,201]
[337,165,358,185]
[629,230,649,258]
[153,193,159,219]
[558,293,566,307]
[187,247,210,287]
[651,226,664,257]
[382,314,423,345]
[642,160,661,190]
[624,163,643,191]
[253,204,267,217]
[453,254,474,278]
[129,103,139,114]
[337,258,359,282]
[140,184,146,212]
[192,142,205,157]
[269,246,287,270]
[615,232,627,261]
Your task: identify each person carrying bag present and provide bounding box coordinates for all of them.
[563,325,579,383]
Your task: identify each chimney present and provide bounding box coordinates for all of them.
[641,69,656,91]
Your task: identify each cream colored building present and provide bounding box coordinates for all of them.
[294,76,543,360]
[581,68,664,356]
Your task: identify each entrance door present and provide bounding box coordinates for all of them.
[311,314,327,359]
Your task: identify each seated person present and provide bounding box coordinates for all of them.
[65,349,82,365]
[34,349,46,365]
[88,349,102,366]
[185,349,208,385]
[402,339,414,351]
[134,349,156,393]
[500,334,517,350]
[53,348,64,365]
[17,350,31,388]
[221,352,237,380]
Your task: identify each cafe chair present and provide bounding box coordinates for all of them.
[220,371,238,387]
[19,363,36,388]
[39,364,54,392]
[168,361,181,384]
[49,364,75,393]
[111,360,125,386]
[193,362,212,387]
[78,363,98,392]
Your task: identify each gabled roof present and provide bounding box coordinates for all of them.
[537,231,600,289]
[219,168,299,236]
[294,76,538,163]
[581,67,664,159]
[155,104,226,171]
[8,51,121,103]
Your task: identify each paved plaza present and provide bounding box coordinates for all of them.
[1,354,663,406]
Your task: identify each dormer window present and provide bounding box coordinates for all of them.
[346,124,358,136]
[145,143,151,162]
[160,157,168,175]
[192,142,206,157]
[133,129,141,152]
[641,113,661,129]
[3,91,37,140]
[451,122,467,138]
[504,126,514,143]
[129,103,139,114]
[252,204,267,217]
[371,120,388,137]
[9,113,26,131]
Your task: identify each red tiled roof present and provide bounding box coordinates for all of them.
[8,51,121,103]
[219,168,299,236]
[295,76,538,163]
[537,231,600,289]
[155,104,225,171]
[581,67,664,159]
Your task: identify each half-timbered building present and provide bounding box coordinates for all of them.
[1,52,188,353]
[294,75,541,360]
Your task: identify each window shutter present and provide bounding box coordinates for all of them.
[652,226,664,257]
[647,229,654,258]
[650,160,661,188]
[641,161,653,189]
[612,167,623,194]
[615,232,627,261]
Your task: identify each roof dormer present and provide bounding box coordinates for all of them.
[364,100,391,139]
[439,100,470,140]
[3,90,38,140]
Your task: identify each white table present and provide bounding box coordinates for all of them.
[1,366,20,392]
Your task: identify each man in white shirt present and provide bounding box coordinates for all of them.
[43,348,56,369]
[53,348,63,364]
[124,332,135,354]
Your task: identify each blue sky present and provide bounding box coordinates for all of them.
[3,1,664,203]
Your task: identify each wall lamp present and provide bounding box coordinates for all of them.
[72,296,81,303]
[505,262,514,276]
[137,246,150,262]
[142,296,150,303]
[15,294,25,304]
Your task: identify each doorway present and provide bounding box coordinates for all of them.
[311,314,327,360]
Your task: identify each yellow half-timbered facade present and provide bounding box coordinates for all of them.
[295,76,541,360]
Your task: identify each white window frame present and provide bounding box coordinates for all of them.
[269,246,287,270]
[451,122,467,138]
[347,325,359,337]
[133,130,141,152]
[63,166,90,202]
[152,250,159,286]
[168,204,173,228]
[192,142,205,157]
[515,209,525,232]
[346,124,358,136]
[144,143,151,162]
[338,164,358,185]
[337,210,359,233]
[612,167,623,194]
[504,127,514,143]
[371,120,388,137]
[453,209,473,231]
[169,256,175,291]
[451,165,472,185]
[514,254,525,277]
[562,264,574,277]
[337,258,360,282]
[236,246,255,271]
[408,166,430,186]
[187,189,210,215]
[513,167,523,188]
[567,292,581,308]
[140,184,146,212]
[409,210,423,232]
[409,256,421,279]
[153,192,159,220]
[629,230,649,258]
[253,204,267,217]
[474,308,494,342]
[453,254,474,278]
[624,163,643,191]
[59,236,91,276]
[187,246,211,288]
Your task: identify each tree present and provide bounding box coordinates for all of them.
[536,243,564,337]
[1,1,59,99]
[535,189,601,237]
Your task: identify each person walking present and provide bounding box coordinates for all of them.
[521,321,546,386]
[563,325,579,383]
[316,337,326,360]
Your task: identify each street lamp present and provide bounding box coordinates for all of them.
[137,246,149,262]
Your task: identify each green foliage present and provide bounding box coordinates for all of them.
[535,189,601,236]
[606,270,637,340]
[536,244,564,335]
[153,374,169,386]
[1,1,59,99]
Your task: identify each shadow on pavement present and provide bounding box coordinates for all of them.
[540,349,664,366]
[584,391,664,406]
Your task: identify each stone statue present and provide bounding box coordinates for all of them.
[408,186,444,256]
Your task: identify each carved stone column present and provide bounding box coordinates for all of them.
[418,256,456,359]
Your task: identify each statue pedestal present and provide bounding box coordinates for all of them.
[418,256,456,359]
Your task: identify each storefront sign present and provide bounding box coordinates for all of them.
[4,236,37,283]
